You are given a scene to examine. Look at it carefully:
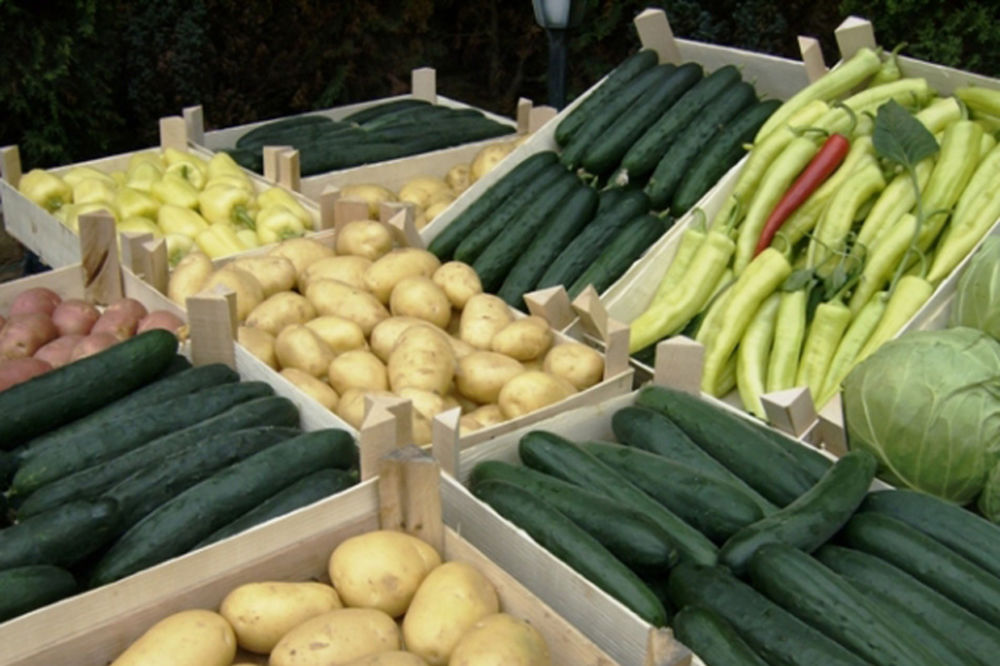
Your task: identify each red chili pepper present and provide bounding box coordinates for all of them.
[754,133,850,257]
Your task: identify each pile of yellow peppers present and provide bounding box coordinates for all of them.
[17,148,315,264]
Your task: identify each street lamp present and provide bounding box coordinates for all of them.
[532,0,585,110]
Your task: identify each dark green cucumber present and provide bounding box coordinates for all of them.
[635,385,823,505]
[0,450,16,489]
[0,499,120,569]
[536,188,650,290]
[749,543,939,665]
[453,162,567,264]
[672,605,769,666]
[90,428,355,586]
[161,354,192,375]
[581,440,765,544]
[619,65,744,181]
[105,425,304,530]
[671,99,781,214]
[361,106,488,132]
[298,140,406,176]
[561,64,677,170]
[469,460,678,569]
[842,511,1000,626]
[0,564,77,622]
[667,562,869,666]
[555,49,659,147]
[15,394,299,518]
[427,151,559,260]
[17,362,238,463]
[818,545,998,666]
[582,63,704,176]
[235,114,338,148]
[225,147,264,173]
[860,488,1000,581]
[0,330,179,448]
[610,405,776,515]
[718,449,876,575]
[363,115,511,143]
[472,170,580,292]
[496,181,599,308]
[518,430,718,565]
[196,467,358,549]
[645,81,759,210]
[236,123,359,153]
[11,380,273,496]
[340,98,433,124]
[567,213,667,298]
[472,479,667,625]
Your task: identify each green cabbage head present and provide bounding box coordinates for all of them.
[842,326,1000,504]
[952,235,1000,340]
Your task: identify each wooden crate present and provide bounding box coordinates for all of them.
[597,15,1000,448]
[0,448,619,666]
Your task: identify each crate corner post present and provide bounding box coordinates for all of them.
[0,144,22,188]
[185,285,237,370]
[78,211,124,305]
[182,105,206,146]
[159,115,190,152]
[653,335,705,396]
[376,445,444,556]
[834,16,877,60]
[411,67,437,104]
[633,7,682,65]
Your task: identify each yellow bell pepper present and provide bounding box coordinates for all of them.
[256,186,313,229]
[151,173,200,210]
[118,215,162,236]
[62,166,117,189]
[128,151,165,172]
[66,202,118,232]
[205,173,254,194]
[72,177,118,207]
[196,223,247,259]
[164,233,195,266]
[18,169,72,213]
[236,228,260,250]
[111,171,128,187]
[163,148,208,190]
[256,205,307,245]
[198,183,257,229]
[158,204,209,237]
[207,151,249,181]
[116,187,161,220]
[125,161,164,193]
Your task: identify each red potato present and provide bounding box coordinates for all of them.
[0,357,52,392]
[136,310,185,336]
[34,334,85,369]
[8,287,62,317]
[104,298,148,322]
[0,314,5,330]
[91,309,143,341]
[0,312,60,359]
[51,298,101,336]
[71,332,119,361]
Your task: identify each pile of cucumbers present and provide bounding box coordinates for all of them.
[471,384,1000,666]
[224,99,515,176]
[428,49,778,309]
[0,330,358,622]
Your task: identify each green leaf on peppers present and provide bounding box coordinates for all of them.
[872,99,939,171]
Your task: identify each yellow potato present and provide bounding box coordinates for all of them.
[497,371,577,419]
[365,248,442,304]
[337,388,396,429]
[109,609,236,666]
[306,278,390,336]
[390,276,452,329]
[269,607,401,666]
[275,324,335,377]
[328,530,442,617]
[448,612,551,666]
[398,176,452,209]
[490,316,552,361]
[281,367,339,410]
[459,294,513,350]
[470,143,513,183]
[244,291,316,336]
[343,652,429,666]
[449,391,480,414]
[369,316,433,363]
[413,412,432,446]
[228,255,297,297]
[432,262,482,310]
[299,255,373,292]
[388,326,456,395]
[423,200,452,227]
[466,404,505,429]
[335,220,395,261]
[397,387,453,424]
[340,183,398,218]
[328,349,389,394]
[446,335,476,360]
[167,251,213,305]
[459,414,483,434]
[203,266,264,321]
[446,164,471,193]
[268,237,335,276]
[446,309,462,336]
[219,581,342,654]
[543,342,605,390]
[402,562,500,665]
[238,326,277,369]
[306,315,368,354]
[455,351,524,404]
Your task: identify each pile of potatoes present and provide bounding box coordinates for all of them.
[0,286,185,392]
[111,529,550,666]
[167,223,605,443]
[336,137,525,229]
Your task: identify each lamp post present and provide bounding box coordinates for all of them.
[532,0,584,110]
